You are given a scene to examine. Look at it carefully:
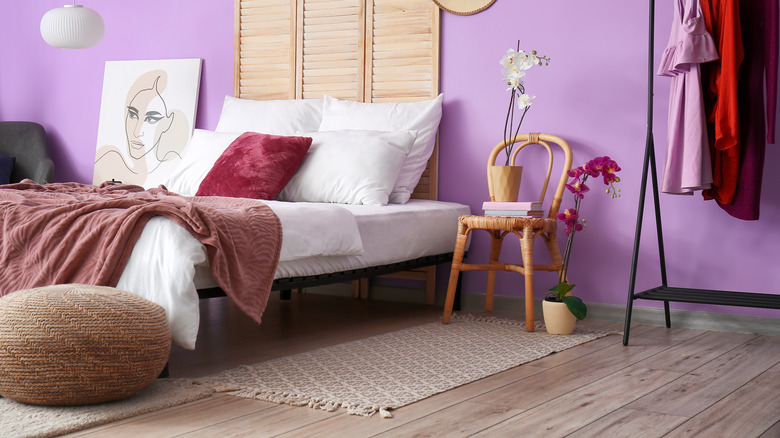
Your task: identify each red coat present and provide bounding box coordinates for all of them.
[700,0,744,205]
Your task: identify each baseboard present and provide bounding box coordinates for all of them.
[463,292,780,337]
[302,284,780,337]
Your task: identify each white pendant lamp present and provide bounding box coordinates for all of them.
[40,1,104,49]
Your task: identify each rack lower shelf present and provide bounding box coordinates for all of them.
[634,286,780,309]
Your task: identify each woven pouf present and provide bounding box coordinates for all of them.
[0,284,171,406]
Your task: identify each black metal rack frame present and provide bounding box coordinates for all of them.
[623,0,780,346]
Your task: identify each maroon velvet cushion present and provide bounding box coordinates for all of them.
[196,132,312,199]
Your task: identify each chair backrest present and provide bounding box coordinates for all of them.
[0,122,54,184]
[487,133,573,218]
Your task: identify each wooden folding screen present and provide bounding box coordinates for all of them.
[235,1,439,98]
[235,0,442,302]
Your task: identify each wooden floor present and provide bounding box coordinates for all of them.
[65,291,780,438]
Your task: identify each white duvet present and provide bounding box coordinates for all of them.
[118,200,363,349]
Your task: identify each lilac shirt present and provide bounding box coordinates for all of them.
[658,0,719,194]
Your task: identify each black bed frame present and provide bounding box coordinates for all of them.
[197,252,461,304]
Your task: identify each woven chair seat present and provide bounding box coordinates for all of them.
[458,214,557,233]
[0,284,171,406]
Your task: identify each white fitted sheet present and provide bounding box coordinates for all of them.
[270,199,470,280]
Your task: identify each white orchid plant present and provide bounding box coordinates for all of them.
[500,45,550,164]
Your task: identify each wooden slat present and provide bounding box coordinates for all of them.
[303,21,359,33]
[241,0,289,7]
[304,0,357,10]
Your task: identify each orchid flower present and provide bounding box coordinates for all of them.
[517,93,535,109]
[556,208,583,235]
[551,156,622,319]
[582,159,601,178]
[504,70,526,91]
[566,179,590,199]
[500,44,550,164]
[601,158,621,184]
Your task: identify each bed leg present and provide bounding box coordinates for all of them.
[351,280,361,298]
[279,289,292,300]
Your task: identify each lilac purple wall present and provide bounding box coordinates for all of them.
[1,1,778,318]
[437,0,780,318]
[1,1,234,183]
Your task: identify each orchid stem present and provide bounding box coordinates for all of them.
[559,182,584,285]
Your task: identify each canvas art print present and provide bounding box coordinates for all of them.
[93,58,202,188]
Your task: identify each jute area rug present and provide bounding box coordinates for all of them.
[0,378,212,438]
[197,314,610,418]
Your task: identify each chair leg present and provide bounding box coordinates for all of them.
[520,227,535,331]
[443,231,468,323]
[485,231,504,313]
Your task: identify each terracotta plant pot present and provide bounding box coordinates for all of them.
[488,165,523,202]
[542,299,576,335]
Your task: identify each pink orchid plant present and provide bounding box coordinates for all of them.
[548,156,622,320]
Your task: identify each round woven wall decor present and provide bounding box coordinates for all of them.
[0,284,171,406]
[433,0,496,15]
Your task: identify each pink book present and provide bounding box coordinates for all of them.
[482,201,542,211]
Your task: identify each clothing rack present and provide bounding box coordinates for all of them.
[622,0,780,346]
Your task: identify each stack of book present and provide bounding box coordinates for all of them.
[482,201,544,217]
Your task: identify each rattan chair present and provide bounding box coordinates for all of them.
[442,133,573,331]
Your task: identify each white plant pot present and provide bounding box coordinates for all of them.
[542,299,576,335]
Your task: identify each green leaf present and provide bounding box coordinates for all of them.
[550,282,575,298]
[563,296,587,320]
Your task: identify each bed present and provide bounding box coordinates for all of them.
[0,0,469,350]
[119,87,471,349]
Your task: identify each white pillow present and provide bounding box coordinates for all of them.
[278,130,416,206]
[318,94,443,204]
[215,96,323,135]
[163,129,241,196]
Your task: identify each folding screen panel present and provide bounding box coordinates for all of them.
[235,0,439,103]
[234,0,296,100]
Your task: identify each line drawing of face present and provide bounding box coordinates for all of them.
[94,66,193,187]
[124,75,174,161]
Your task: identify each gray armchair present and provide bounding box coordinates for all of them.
[0,122,54,184]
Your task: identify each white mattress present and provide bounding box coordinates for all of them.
[120,199,470,349]
[270,199,470,280]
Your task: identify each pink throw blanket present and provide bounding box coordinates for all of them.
[0,181,282,324]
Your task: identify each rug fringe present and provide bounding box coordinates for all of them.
[210,386,392,418]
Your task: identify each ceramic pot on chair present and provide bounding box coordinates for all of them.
[487,138,525,202]
[488,165,523,202]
